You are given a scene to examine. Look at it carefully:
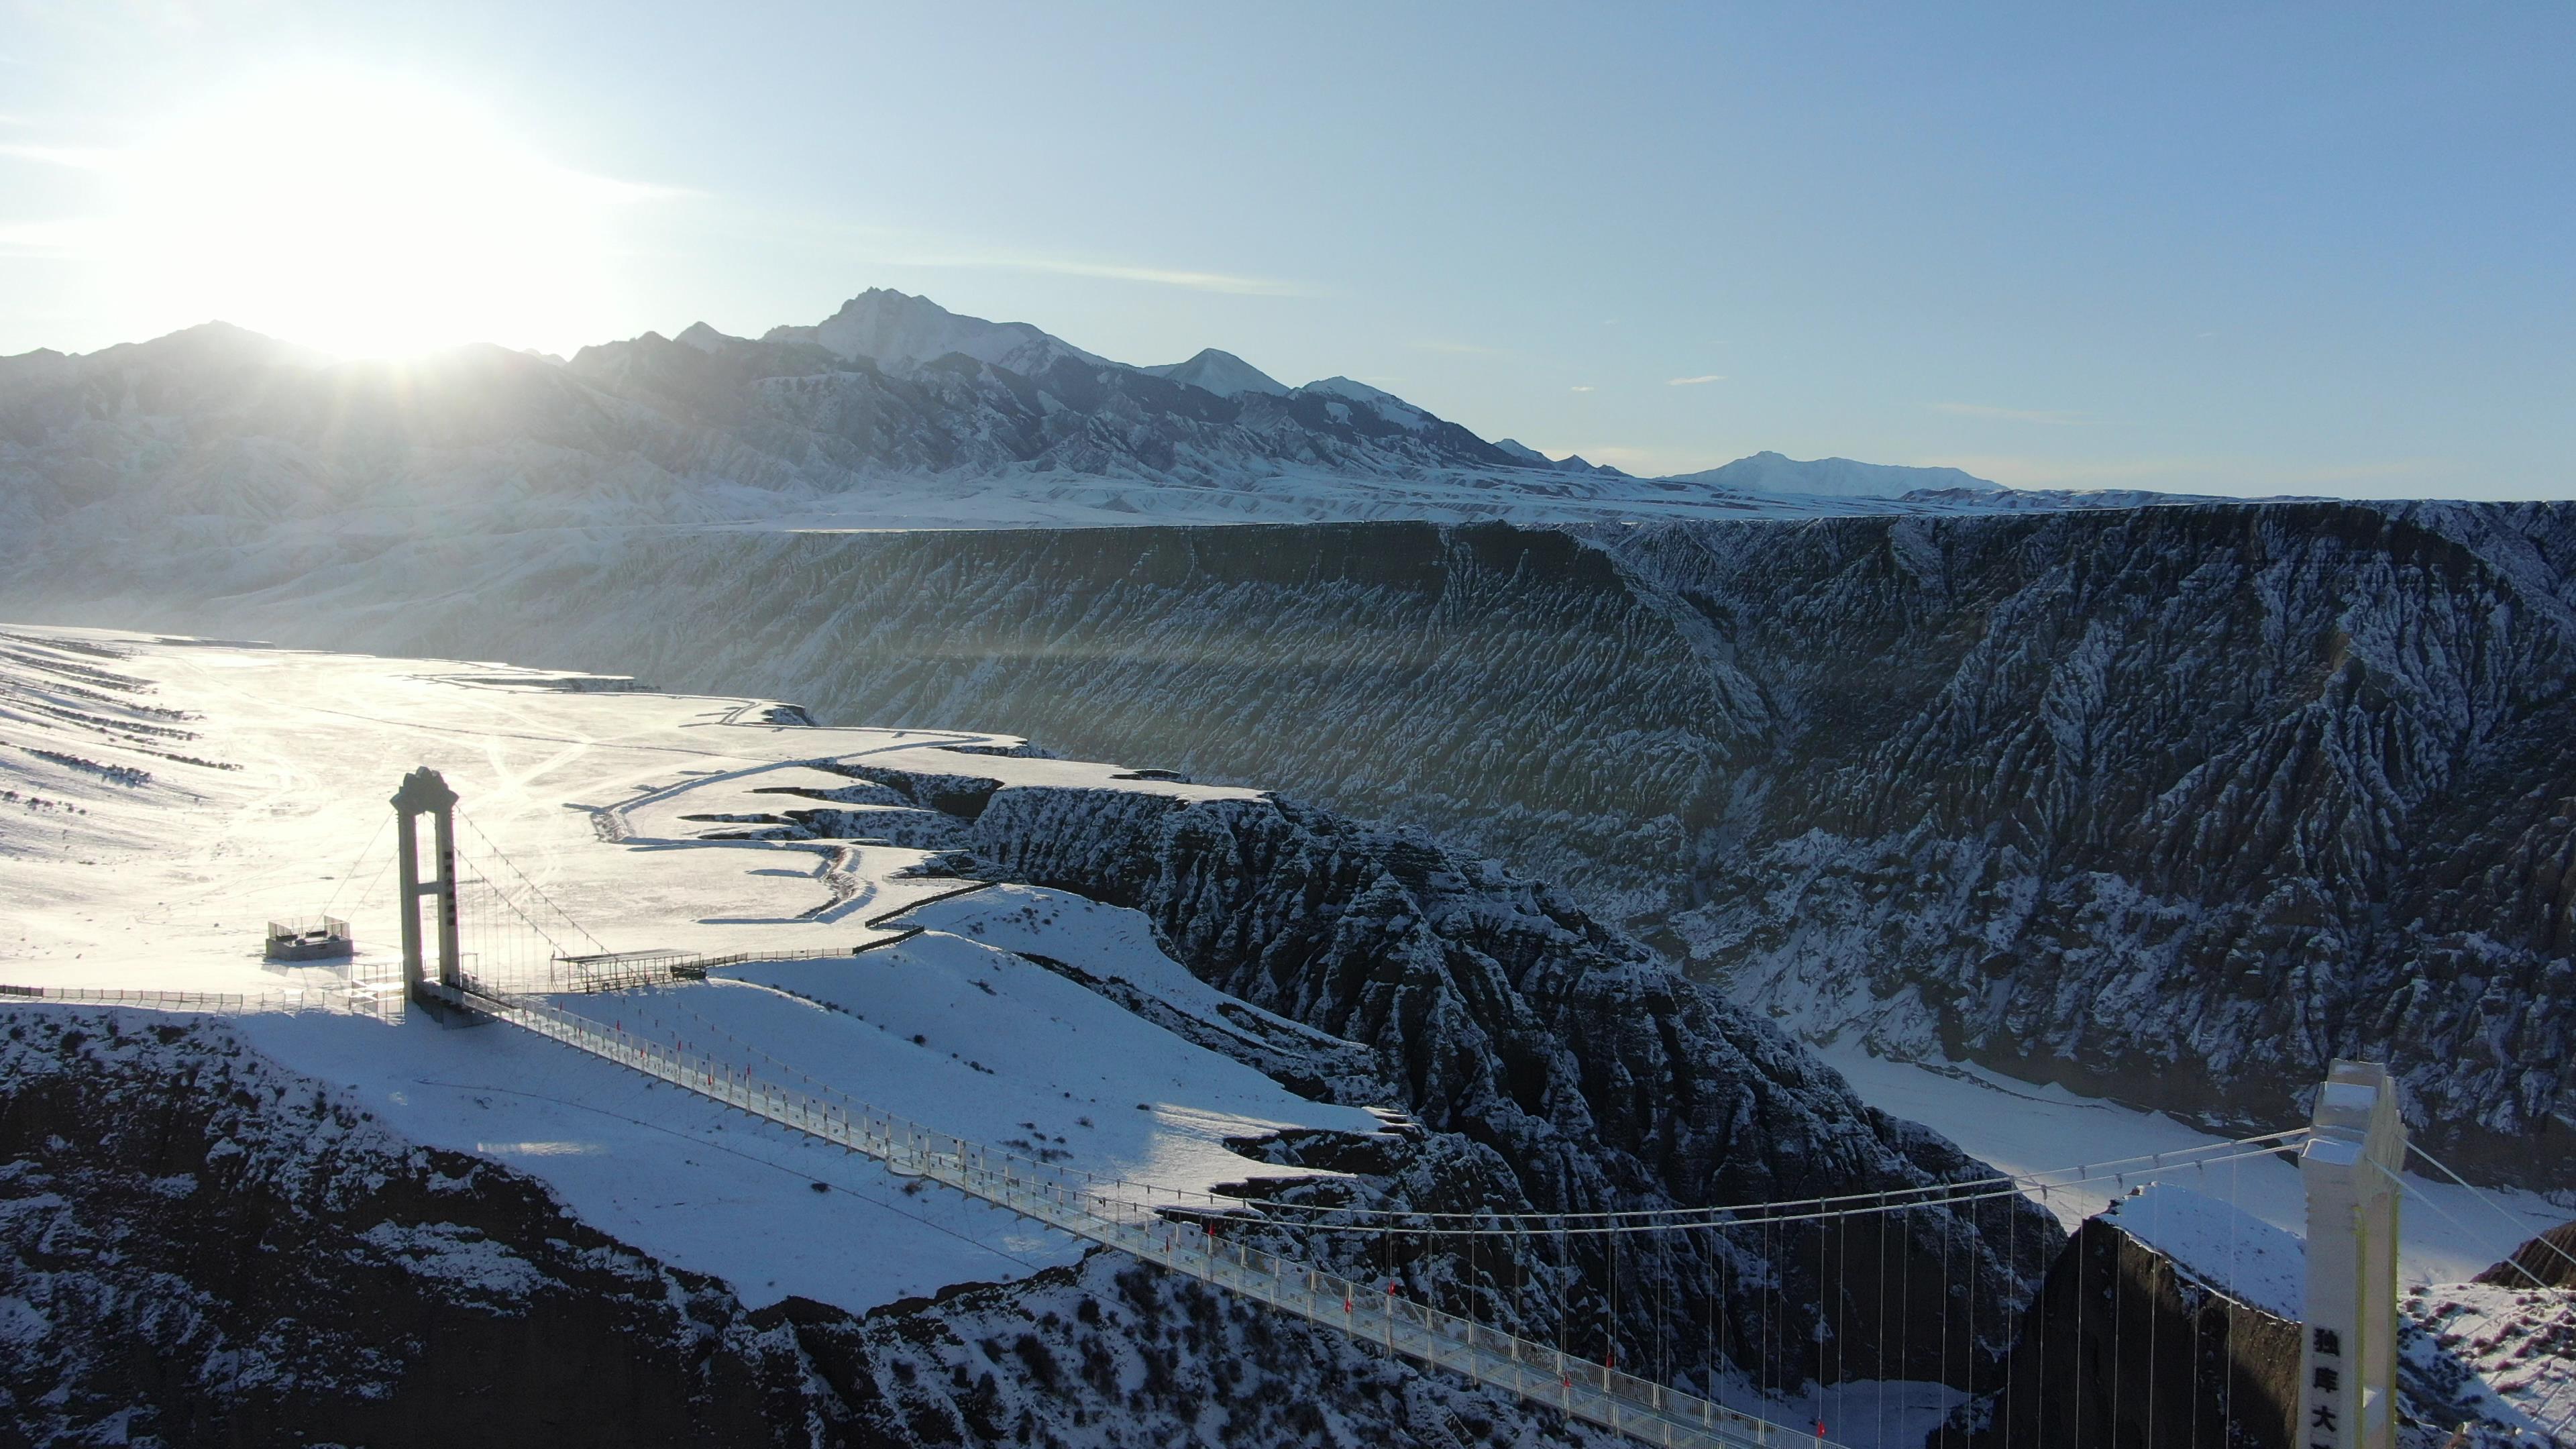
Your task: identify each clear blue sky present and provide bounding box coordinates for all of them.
[2,2,2568,494]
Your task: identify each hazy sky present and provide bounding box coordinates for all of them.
[2,3,2568,494]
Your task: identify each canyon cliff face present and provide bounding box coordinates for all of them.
[720,755,2055,1394]
[1608,504,2576,1188]
[6,506,2571,1189]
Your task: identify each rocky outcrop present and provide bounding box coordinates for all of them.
[1943,1195,2576,1449]
[2476,1222,2576,1290]
[1938,1213,2301,1449]
[0,1009,834,1447]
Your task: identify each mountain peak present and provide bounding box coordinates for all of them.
[1494,437,1624,477]
[1300,376,1436,433]
[780,288,1111,375]
[1140,347,1287,398]
[674,321,736,355]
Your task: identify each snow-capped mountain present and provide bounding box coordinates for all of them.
[1137,346,1289,396]
[1495,437,1624,476]
[772,286,1115,375]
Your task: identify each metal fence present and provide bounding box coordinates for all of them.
[0,981,397,1017]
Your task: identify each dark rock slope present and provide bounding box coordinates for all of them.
[1939,1197,2573,1449]
[1611,503,2576,1189]
[733,753,2059,1396]
[1935,1212,2302,1449]
[6,504,2570,1189]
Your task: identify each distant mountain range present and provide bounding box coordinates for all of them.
[612,286,1635,482]
[0,288,2025,532]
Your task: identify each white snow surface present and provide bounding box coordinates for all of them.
[716,464,2096,534]
[2098,1183,2304,1319]
[2403,1279,2576,1442]
[0,627,1385,1313]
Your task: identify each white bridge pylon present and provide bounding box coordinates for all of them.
[2300,1061,2407,1449]
[404,765,2360,1449]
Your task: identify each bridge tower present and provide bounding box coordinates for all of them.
[2300,1059,2406,1449]
[390,765,463,1007]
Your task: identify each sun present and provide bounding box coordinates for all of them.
[107,71,647,358]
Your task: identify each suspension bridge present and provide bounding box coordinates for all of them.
[19,765,2569,1448]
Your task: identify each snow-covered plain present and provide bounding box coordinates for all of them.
[685,466,2239,534]
[0,626,1383,1313]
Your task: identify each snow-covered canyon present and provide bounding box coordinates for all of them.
[16,504,2564,1195]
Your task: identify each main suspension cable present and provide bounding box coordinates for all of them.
[1143,1132,2310,1231]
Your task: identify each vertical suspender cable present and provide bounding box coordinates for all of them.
[1815,1212,1827,1437]
[1657,1224,1669,1389]
[2223,1150,2239,1442]
[2146,1186,2159,1449]
[1767,1212,1779,1405]
[1609,1222,1619,1371]
[1876,1191,1888,1449]
[1898,1203,1913,1442]
[1964,1191,1976,1434]
[2006,1187,2022,1446]
[2072,1201,2086,1444]
[1940,1197,1953,1402]
[2110,1198,2123,1443]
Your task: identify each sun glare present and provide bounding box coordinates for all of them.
[106,72,645,358]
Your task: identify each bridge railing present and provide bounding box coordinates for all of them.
[0,981,396,1017]
[434,979,1843,1449]
[468,945,889,997]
